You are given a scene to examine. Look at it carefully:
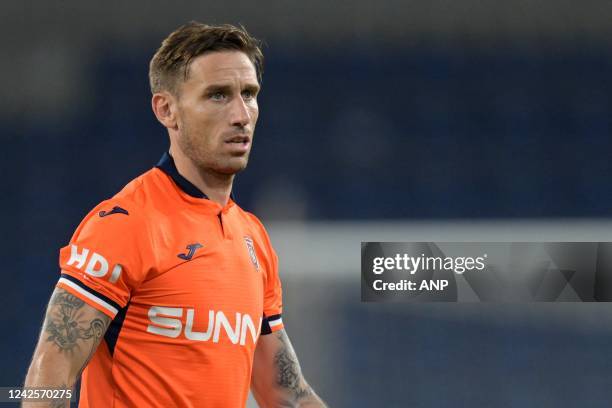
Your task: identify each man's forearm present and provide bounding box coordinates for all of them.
[253,330,327,408]
[23,351,74,408]
[275,333,326,407]
[298,395,327,408]
[23,287,110,407]
[290,383,327,408]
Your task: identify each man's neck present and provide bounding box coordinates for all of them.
[169,146,233,207]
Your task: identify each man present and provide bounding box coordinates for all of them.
[24,22,326,408]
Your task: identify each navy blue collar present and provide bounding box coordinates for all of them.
[156,152,237,202]
[156,152,210,199]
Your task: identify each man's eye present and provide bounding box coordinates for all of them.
[210,92,225,101]
[242,90,255,100]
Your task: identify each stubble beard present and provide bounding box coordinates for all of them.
[178,125,249,177]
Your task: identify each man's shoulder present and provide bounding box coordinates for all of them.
[75,168,165,236]
[111,167,163,206]
[101,167,173,218]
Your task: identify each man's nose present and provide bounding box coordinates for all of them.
[230,97,250,127]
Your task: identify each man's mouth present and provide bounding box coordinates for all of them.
[224,135,251,154]
[225,135,250,144]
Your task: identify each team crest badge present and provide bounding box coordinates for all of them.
[244,236,259,271]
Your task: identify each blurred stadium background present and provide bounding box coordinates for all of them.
[3,1,612,407]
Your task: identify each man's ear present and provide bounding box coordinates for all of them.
[151,92,179,130]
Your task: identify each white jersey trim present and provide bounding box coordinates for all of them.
[58,277,119,316]
[268,316,283,327]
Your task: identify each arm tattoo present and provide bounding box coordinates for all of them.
[43,289,110,364]
[274,331,312,400]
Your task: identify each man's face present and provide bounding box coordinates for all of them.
[174,51,260,175]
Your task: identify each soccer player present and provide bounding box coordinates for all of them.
[24,22,327,408]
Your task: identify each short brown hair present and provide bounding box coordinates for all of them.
[149,21,264,95]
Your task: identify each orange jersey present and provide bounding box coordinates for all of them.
[56,152,283,407]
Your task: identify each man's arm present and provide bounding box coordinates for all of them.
[23,287,111,407]
[251,329,327,408]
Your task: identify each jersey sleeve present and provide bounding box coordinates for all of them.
[254,220,284,335]
[57,200,151,318]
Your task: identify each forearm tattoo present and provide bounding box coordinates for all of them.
[43,289,110,362]
[274,331,312,400]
